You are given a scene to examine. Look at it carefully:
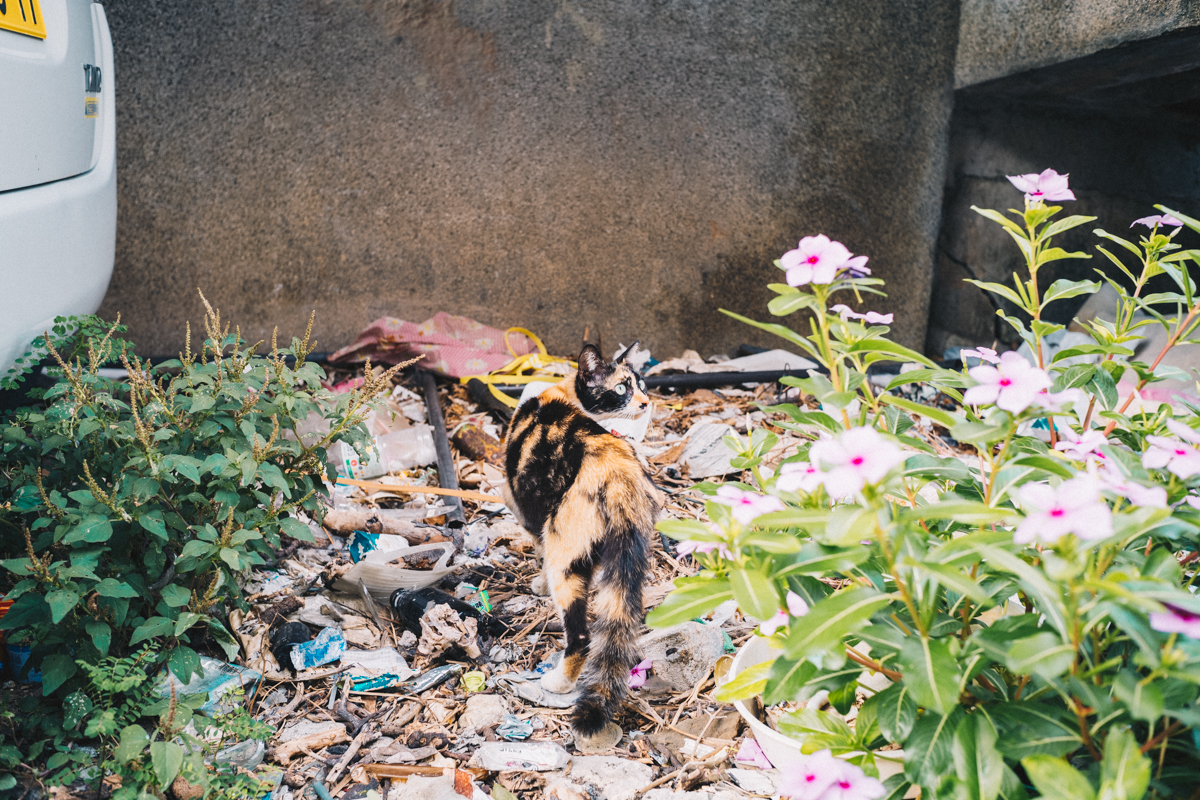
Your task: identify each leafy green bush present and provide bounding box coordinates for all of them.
[0,294,401,792]
[653,173,1200,799]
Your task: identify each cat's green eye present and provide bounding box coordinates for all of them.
[615,384,627,396]
[638,379,645,390]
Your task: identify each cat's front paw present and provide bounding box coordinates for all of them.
[531,575,549,596]
[541,663,577,694]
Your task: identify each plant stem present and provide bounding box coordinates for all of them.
[1104,303,1200,435]
[844,647,902,681]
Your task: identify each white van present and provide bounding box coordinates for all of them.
[0,0,115,373]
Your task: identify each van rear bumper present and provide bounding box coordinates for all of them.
[0,3,116,374]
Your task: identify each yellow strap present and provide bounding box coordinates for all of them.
[461,327,575,408]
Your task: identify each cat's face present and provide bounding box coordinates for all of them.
[574,343,651,419]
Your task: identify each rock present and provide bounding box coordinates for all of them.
[648,710,741,762]
[638,622,725,692]
[728,768,778,796]
[461,694,511,730]
[546,757,654,800]
[277,720,346,743]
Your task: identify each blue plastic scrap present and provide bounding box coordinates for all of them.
[347,531,380,563]
[497,714,534,740]
[289,627,346,671]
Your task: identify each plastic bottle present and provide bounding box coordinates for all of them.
[332,424,436,479]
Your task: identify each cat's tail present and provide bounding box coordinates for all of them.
[571,502,651,738]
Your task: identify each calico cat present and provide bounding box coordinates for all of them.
[502,343,660,750]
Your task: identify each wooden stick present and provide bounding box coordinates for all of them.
[325,723,378,786]
[335,478,501,505]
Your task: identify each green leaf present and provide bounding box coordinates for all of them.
[178,539,214,562]
[657,519,723,541]
[168,645,203,684]
[898,637,960,714]
[646,577,734,628]
[189,394,215,413]
[875,684,917,743]
[63,514,113,544]
[775,543,869,577]
[965,279,1028,311]
[783,587,891,661]
[992,703,1082,760]
[160,584,192,608]
[218,547,240,570]
[954,713,1004,800]
[776,706,855,746]
[846,339,936,368]
[904,708,964,787]
[279,517,316,542]
[174,612,205,637]
[724,566,782,623]
[1098,728,1150,800]
[1113,672,1164,723]
[130,616,174,645]
[829,677,858,715]
[740,530,803,554]
[150,741,184,787]
[139,510,169,540]
[909,560,994,606]
[41,653,77,695]
[720,309,822,357]
[714,658,772,702]
[1043,215,1098,239]
[95,578,139,598]
[45,589,80,623]
[63,690,94,730]
[115,725,149,764]
[1006,632,1075,681]
[878,394,964,431]
[903,453,973,482]
[1022,756,1096,800]
[86,620,111,656]
[1043,278,1100,306]
[763,656,818,705]
[972,206,1025,235]
[768,292,820,316]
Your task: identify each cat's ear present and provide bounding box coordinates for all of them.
[615,340,641,364]
[576,344,607,385]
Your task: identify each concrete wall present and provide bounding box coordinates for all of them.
[97,0,959,359]
[956,0,1200,88]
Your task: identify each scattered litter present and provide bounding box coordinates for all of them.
[496,714,534,740]
[333,543,457,600]
[404,663,464,693]
[469,741,571,771]
[459,671,487,693]
[212,739,265,771]
[460,694,510,730]
[680,422,738,478]
[545,756,655,800]
[289,626,346,671]
[155,657,261,715]
[728,768,778,795]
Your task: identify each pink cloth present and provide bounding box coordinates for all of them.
[330,313,538,379]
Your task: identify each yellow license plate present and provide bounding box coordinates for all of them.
[0,0,47,40]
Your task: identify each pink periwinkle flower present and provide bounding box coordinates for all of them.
[963,351,1052,413]
[760,592,809,636]
[736,737,774,769]
[1132,214,1183,230]
[1007,169,1075,203]
[628,658,652,688]
[1092,463,1167,508]
[1149,603,1200,639]
[1015,475,1113,545]
[830,304,894,325]
[1054,428,1110,461]
[713,485,785,526]
[1033,387,1087,412]
[962,347,1000,364]
[1143,419,1200,479]
[808,427,906,499]
[777,461,824,494]
[781,235,870,287]
[674,539,733,560]
[778,750,885,800]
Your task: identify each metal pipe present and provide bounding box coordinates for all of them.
[418,370,466,524]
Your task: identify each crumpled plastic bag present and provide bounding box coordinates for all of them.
[418,602,481,662]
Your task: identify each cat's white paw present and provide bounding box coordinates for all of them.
[575,721,623,753]
[540,662,577,694]
[531,575,549,596]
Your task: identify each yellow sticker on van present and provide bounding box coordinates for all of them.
[0,0,47,40]
[85,97,98,118]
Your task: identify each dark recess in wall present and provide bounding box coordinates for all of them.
[930,25,1200,358]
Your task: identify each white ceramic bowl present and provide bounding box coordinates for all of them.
[727,634,905,781]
